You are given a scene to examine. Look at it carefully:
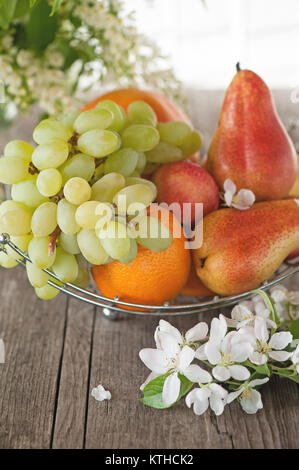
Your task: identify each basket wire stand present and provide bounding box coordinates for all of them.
[1,232,299,320]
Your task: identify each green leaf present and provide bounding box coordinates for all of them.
[50,0,63,16]
[14,0,30,19]
[253,363,271,377]
[140,373,194,409]
[25,0,57,53]
[290,318,299,339]
[276,368,299,384]
[0,0,18,29]
[252,289,280,326]
[29,0,38,6]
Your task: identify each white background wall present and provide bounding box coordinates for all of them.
[126,0,299,89]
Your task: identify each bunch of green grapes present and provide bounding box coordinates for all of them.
[0,100,201,300]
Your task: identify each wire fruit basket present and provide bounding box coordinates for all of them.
[1,232,299,320]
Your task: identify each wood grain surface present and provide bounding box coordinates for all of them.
[0,91,298,449]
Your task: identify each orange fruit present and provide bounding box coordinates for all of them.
[92,205,191,308]
[181,261,215,297]
[81,88,198,163]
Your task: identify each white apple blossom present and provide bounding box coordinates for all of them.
[228,299,276,330]
[270,286,299,321]
[222,179,255,210]
[245,317,293,365]
[203,315,253,381]
[139,332,196,407]
[91,384,111,402]
[186,383,228,416]
[227,378,269,414]
[154,319,208,349]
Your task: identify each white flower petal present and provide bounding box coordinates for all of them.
[209,314,227,343]
[185,388,198,408]
[250,351,268,365]
[288,292,299,305]
[0,339,5,363]
[269,331,293,350]
[158,331,181,356]
[223,179,236,207]
[209,383,228,400]
[205,341,222,365]
[270,286,288,303]
[184,364,212,384]
[157,320,183,344]
[139,348,168,374]
[195,343,208,360]
[248,377,269,388]
[185,322,208,343]
[268,350,292,362]
[212,365,231,382]
[240,389,263,414]
[230,342,253,363]
[254,316,269,343]
[210,394,225,416]
[228,364,250,381]
[227,388,243,404]
[162,372,181,407]
[292,345,299,365]
[193,398,210,415]
[231,304,253,322]
[140,372,159,391]
[91,384,111,402]
[178,345,195,371]
[235,189,255,208]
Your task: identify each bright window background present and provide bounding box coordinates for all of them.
[126,0,299,89]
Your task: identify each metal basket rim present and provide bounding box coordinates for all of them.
[1,234,299,317]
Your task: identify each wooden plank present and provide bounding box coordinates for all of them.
[85,304,299,449]
[0,266,68,449]
[51,298,95,449]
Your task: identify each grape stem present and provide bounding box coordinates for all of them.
[48,226,61,256]
[28,162,39,175]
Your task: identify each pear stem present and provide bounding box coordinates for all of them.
[236,62,241,72]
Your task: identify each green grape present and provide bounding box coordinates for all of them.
[0,251,18,268]
[32,140,69,170]
[26,260,51,288]
[0,207,32,235]
[31,202,57,237]
[36,168,62,197]
[146,142,183,163]
[59,233,80,255]
[6,234,33,260]
[35,284,60,300]
[91,172,125,202]
[94,203,114,230]
[77,228,109,265]
[128,101,157,126]
[179,129,202,156]
[125,176,157,200]
[60,153,95,184]
[143,161,160,176]
[4,140,34,161]
[0,156,30,184]
[97,220,130,261]
[57,198,80,235]
[158,121,191,146]
[74,108,113,134]
[0,200,31,217]
[11,179,48,209]
[73,267,90,288]
[64,177,91,205]
[52,247,78,283]
[118,238,138,264]
[136,215,172,252]
[75,201,102,229]
[104,148,139,177]
[121,124,160,152]
[95,100,127,132]
[77,129,120,158]
[28,236,56,269]
[136,152,146,173]
[61,111,80,129]
[113,184,155,215]
[33,118,72,145]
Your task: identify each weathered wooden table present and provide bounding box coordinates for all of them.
[0,91,298,449]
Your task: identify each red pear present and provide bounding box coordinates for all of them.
[206,65,297,201]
